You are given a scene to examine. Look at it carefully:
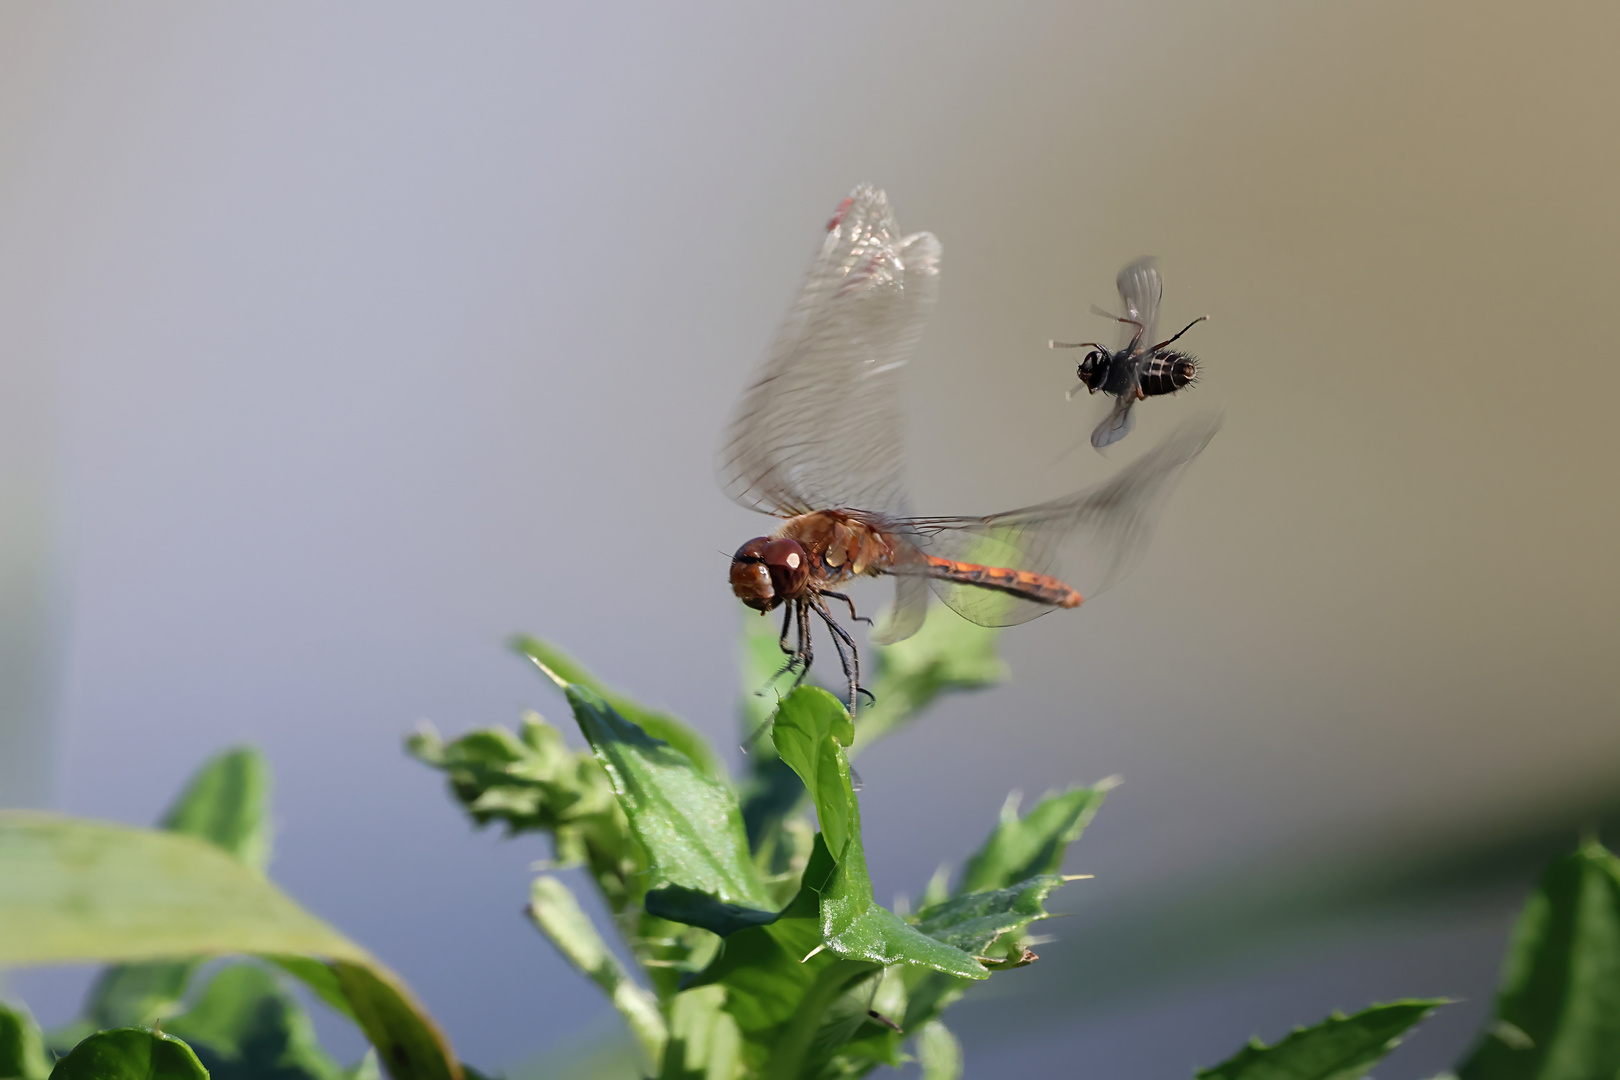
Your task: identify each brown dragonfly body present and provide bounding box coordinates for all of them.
[721,186,1218,714]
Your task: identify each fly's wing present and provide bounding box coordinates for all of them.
[901,413,1221,627]
[1091,393,1137,449]
[719,185,941,518]
[1115,256,1162,352]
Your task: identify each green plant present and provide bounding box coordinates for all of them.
[2,610,1619,1078]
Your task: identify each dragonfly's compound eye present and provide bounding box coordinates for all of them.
[730,537,779,611]
[761,538,811,599]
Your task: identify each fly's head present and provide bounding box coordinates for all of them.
[1076,348,1112,393]
[730,536,811,612]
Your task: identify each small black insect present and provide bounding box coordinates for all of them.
[1051,256,1207,449]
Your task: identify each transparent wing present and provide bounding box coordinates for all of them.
[1114,256,1161,353]
[869,571,930,645]
[719,185,941,518]
[1091,393,1138,449]
[899,412,1221,627]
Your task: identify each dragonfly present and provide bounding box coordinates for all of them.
[720,186,1220,713]
[1051,256,1207,450]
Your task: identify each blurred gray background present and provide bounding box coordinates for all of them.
[3,3,1618,1076]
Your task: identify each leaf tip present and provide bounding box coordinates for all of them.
[525,653,569,690]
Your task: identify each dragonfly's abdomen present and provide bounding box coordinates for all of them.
[921,556,1082,607]
[1140,350,1199,397]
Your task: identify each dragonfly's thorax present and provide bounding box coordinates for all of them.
[776,510,901,588]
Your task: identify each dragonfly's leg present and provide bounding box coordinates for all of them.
[765,605,805,685]
[819,589,873,627]
[747,607,808,755]
[777,604,795,654]
[789,602,814,691]
[811,594,869,714]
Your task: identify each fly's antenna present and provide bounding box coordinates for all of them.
[1150,315,1209,352]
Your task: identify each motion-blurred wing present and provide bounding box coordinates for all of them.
[1091,393,1138,450]
[1114,256,1161,352]
[719,185,941,518]
[902,413,1221,627]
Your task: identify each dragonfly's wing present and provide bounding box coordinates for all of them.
[902,413,1221,627]
[1114,256,1161,352]
[719,185,941,518]
[1091,393,1138,449]
[869,571,930,645]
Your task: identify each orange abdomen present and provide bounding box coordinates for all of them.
[920,555,1082,608]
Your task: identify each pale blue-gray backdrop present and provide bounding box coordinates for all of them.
[4,4,1618,1076]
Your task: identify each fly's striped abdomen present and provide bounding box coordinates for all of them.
[920,555,1082,608]
[1140,350,1199,397]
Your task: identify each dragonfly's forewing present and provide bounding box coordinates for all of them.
[901,413,1221,626]
[719,185,941,519]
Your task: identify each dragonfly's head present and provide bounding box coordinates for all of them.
[730,536,810,612]
[1075,349,1110,393]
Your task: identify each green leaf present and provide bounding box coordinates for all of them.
[899,785,1111,1034]
[526,876,666,1072]
[1198,1000,1445,1080]
[958,784,1111,895]
[47,1027,208,1080]
[0,812,462,1080]
[512,635,728,785]
[770,689,985,980]
[1457,840,1620,1080]
[913,874,1068,959]
[658,985,742,1080]
[532,663,772,915]
[0,1000,52,1080]
[914,1019,963,1080]
[164,963,343,1080]
[684,839,871,1077]
[84,747,275,1031]
[159,747,273,872]
[407,713,644,918]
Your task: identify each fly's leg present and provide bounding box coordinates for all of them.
[1148,314,1209,353]
[819,589,873,628]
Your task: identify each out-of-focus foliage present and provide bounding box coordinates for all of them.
[0,748,464,1080]
[0,1000,51,1080]
[1196,1000,1445,1080]
[8,608,1620,1078]
[46,1027,210,1080]
[1457,841,1620,1080]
